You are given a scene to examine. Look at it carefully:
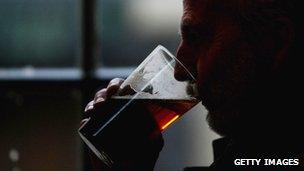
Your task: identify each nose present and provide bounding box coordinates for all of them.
[174,44,196,82]
[174,62,193,81]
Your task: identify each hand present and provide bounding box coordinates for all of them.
[81,78,164,171]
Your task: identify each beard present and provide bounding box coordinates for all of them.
[205,101,242,137]
[200,49,260,137]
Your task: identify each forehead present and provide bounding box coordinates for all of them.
[182,0,244,25]
[183,0,209,9]
[182,0,211,25]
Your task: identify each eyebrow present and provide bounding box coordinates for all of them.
[179,21,202,34]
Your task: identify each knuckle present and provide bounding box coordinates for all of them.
[108,78,124,87]
[94,97,105,105]
[106,78,125,97]
[95,88,107,99]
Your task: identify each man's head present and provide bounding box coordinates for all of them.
[174,0,299,137]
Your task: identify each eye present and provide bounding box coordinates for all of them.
[181,25,201,44]
[180,24,213,45]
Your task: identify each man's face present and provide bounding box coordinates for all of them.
[175,0,273,135]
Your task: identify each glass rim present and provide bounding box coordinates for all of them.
[153,44,196,82]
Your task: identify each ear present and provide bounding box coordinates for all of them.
[272,17,294,72]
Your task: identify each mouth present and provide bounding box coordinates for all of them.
[198,89,216,111]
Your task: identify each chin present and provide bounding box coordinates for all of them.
[205,100,243,137]
[206,111,237,137]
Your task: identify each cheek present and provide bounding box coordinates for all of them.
[219,49,258,96]
[196,42,258,105]
[195,52,214,98]
[196,56,207,87]
[195,46,219,90]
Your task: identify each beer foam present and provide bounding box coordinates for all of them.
[112,91,196,101]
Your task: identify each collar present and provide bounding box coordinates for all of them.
[212,137,232,161]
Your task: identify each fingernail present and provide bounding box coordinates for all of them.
[95,97,105,104]
[85,105,93,112]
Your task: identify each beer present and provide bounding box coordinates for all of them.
[131,98,198,131]
[78,95,198,167]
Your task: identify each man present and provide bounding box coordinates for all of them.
[83,0,303,170]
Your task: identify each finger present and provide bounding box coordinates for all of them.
[94,88,107,101]
[94,96,105,107]
[107,78,124,88]
[84,100,94,113]
[94,96,105,105]
[106,78,124,98]
[79,118,90,128]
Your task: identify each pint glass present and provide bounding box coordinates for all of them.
[78,45,200,167]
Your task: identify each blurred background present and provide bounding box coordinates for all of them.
[0,0,219,170]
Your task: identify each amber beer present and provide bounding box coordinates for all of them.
[128,98,199,131]
[78,95,198,167]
